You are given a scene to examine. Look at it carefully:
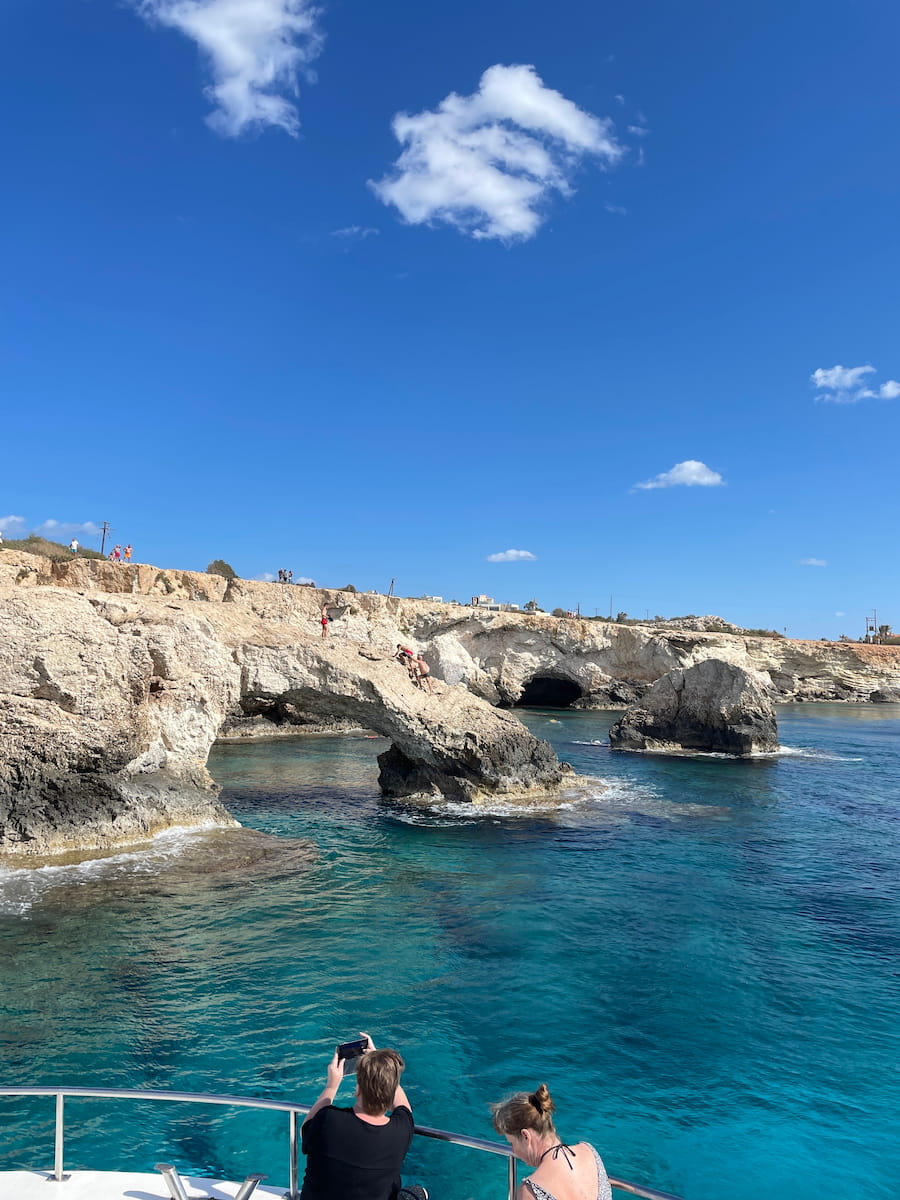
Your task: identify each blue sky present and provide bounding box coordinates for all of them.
[1,0,898,638]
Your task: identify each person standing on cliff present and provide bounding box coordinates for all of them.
[321,605,330,638]
[69,538,79,554]
[414,654,433,695]
[123,544,132,562]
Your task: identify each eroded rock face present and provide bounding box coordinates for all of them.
[0,587,241,856]
[608,659,779,756]
[235,640,564,804]
[0,555,564,855]
[4,549,899,852]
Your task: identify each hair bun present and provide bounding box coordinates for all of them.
[529,1084,554,1116]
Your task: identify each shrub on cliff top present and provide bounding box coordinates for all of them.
[1,535,105,560]
[206,559,236,579]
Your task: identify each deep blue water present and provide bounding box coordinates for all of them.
[1,705,899,1199]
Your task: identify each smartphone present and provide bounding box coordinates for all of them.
[336,1037,369,1075]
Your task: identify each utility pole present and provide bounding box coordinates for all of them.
[608,594,613,619]
[865,610,878,643]
[99,521,113,557]
[387,578,395,597]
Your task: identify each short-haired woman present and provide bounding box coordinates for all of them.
[491,1084,611,1200]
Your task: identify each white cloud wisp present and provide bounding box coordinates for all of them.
[35,520,103,539]
[799,558,828,567]
[486,549,537,563]
[811,363,900,405]
[0,515,26,535]
[634,460,724,491]
[136,0,324,137]
[330,226,379,239]
[371,64,624,241]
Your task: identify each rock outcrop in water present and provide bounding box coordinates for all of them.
[608,659,779,756]
[3,549,898,853]
[0,553,565,856]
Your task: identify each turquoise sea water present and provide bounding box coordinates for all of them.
[1,705,899,1200]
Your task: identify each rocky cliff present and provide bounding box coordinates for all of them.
[2,551,898,855]
[0,552,567,856]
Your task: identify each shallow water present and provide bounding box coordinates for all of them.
[1,706,899,1199]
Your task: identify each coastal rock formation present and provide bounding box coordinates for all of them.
[3,548,899,853]
[870,687,900,703]
[6,550,900,707]
[608,660,779,756]
[0,553,564,856]
[235,641,564,803]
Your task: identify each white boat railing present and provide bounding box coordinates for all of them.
[0,1085,682,1200]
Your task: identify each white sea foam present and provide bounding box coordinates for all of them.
[774,745,864,762]
[385,778,605,826]
[385,774,726,827]
[0,822,232,916]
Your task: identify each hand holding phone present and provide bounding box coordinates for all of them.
[336,1035,370,1075]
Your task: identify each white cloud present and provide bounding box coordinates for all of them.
[834,611,846,617]
[35,520,103,538]
[0,514,26,534]
[136,0,324,137]
[604,203,627,214]
[811,364,874,391]
[809,363,899,404]
[486,548,537,562]
[371,64,625,241]
[330,226,379,239]
[799,558,828,567]
[634,460,725,490]
[256,572,276,581]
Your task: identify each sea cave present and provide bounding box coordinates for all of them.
[516,676,583,708]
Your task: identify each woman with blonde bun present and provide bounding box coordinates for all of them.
[490,1084,611,1200]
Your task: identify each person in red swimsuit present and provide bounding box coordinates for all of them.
[321,606,330,638]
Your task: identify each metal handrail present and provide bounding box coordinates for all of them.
[0,1086,682,1200]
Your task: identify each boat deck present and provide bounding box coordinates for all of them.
[0,1170,286,1199]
